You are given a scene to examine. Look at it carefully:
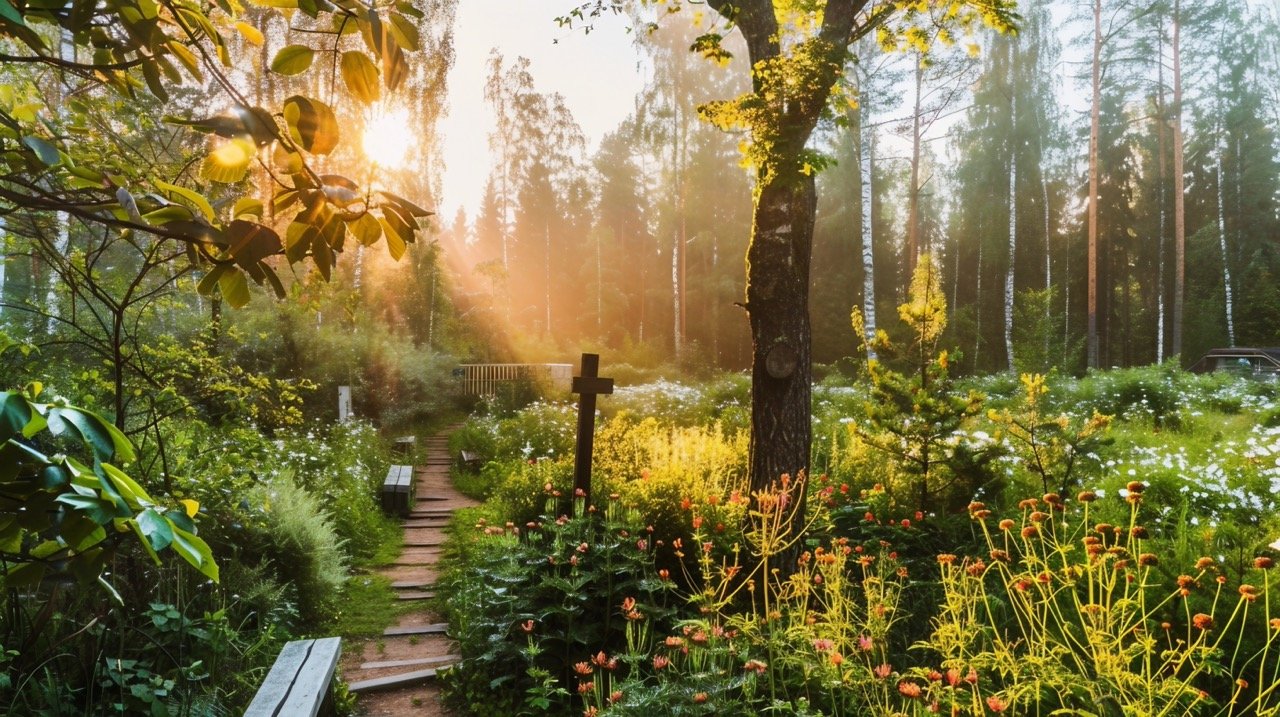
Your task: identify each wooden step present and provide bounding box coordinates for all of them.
[348,665,453,693]
[383,623,449,636]
[402,541,443,548]
[360,655,458,671]
[391,580,437,590]
[395,591,435,601]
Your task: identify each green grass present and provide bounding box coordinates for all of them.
[328,573,416,638]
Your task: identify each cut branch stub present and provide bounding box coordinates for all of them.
[765,341,798,379]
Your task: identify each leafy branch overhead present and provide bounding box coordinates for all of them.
[0,0,433,307]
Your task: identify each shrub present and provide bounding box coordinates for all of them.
[249,477,347,625]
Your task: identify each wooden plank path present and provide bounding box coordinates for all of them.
[341,425,475,715]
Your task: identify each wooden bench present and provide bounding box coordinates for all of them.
[244,636,342,717]
[393,435,416,458]
[459,449,483,470]
[381,464,414,517]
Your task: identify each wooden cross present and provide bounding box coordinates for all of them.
[571,353,614,504]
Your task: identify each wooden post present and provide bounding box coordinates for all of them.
[571,353,614,504]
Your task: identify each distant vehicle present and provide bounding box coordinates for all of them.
[1188,348,1280,377]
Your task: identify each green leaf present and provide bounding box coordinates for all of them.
[5,561,45,588]
[381,34,408,91]
[339,51,380,105]
[387,13,419,51]
[0,0,26,25]
[348,212,382,246]
[21,136,60,166]
[377,190,434,217]
[225,220,281,267]
[379,216,406,261]
[136,509,174,552]
[153,180,215,221]
[196,266,228,297]
[61,514,107,552]
[56,494,118,524]
[0,392,34,439]
[232,197,263,219]
[284,222,317,263]
[201,136,255,183]
[171,526,219,582]
[283,95,339,155]
[218,267,251,308]
[270,44,315,75]
[47,407,135,463]
[311,228,333,280]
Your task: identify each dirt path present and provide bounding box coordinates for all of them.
[341,427,475,715]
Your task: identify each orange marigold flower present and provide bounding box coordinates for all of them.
[898,681,923,699]
[873,662,891,678]
[1239,584,1260,602]
[1138,553,1159,567]
[937,553,957,565]
[1021,526,1039,538]
[1043,492,1062,505]
[577,681,593,695]
[999,519,1016,532]
[1030,511,1050,523]
[1078,490,1098,502]
[1018,498,1038,510]
[653,654,670,669]
[1126,480,1146,494]
[1255,556,1275,570]
[1195,556,1216,571]
[968,501,986,513]
[965,559,987,577]
[1270,618,1280,631]
[1177,574,1196,589]
[573,661,593,676]
[830,652,845,667]
[1193,613,1214,631]
[990,549,1011,563]
[972,509,992,520]
[1130,526,1148,538]
[743,659,768,675]
[986,695,1006,712]
[692,692,708,704]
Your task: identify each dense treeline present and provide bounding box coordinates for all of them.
[439,0,1278,375]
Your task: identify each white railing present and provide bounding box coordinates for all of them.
[456,363,573,396]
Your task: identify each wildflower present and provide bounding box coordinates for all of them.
[1021,526,1039,538]
[965,668,979,685]
[998,519,1016,531]
[583,707,598,717]
[692,515,704,530]
[937,553,957,565]
[1043,492,1062,505]
[743,659,768,675]
[693,692,708,704]
[898,681,923,699]
[1018,498,1038,510]
[830,652,845,667]
[578,681,593,694]
[872,662,890,678]
[990,549,1010,563]
[609,690,623,704]
[968,501,987,513]
[1195,556,1215,571]
[1255,556,1275,570]
[1126,480,1146,494]
[1095,523,1114,535]
[691,630,708,645]
[927,670,942,682]
[658,569,670,581]
[1030,511,1050,523]
[965,559,987,577]
[665,636,684,648]
[1193,613,1214,631]
[653,654,670,669]
[1138,553,1159,567]
[858,635,873,651]
[972,509,991,520]
[1270,618,1280,631]
[945,668,961,686]
[813,638,834,652]
[621,597,636,614]
[573,662,593,676]
[986,695,1006,712]
[519,619,535,634]
[1078,490,1097,502]
[1239,584,1260,602]
[1130,526,1148,538]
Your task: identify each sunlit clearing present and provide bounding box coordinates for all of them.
[363,107,414,170]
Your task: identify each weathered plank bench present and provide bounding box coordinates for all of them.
[393,435,416,458]
[459,449,483,470]
[244,636,342,717]
[381,464,415,517]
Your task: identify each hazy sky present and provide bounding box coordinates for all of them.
[439,1,643,218]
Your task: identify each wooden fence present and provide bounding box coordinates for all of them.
[456,363,573,396]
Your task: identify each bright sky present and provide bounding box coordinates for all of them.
[439,1,644,219]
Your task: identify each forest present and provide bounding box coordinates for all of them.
[1,0,1279,714]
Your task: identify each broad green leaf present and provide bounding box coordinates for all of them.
[218,267,251,308]
[284,221,317,263]
[127,518,162,566]
[382,34,408,91]
[5,561,45,588]
[283,95,339,155]
[201,136,255,183]
[339,51,379,104]
[61,514,107,552]
[136,509,174,552]
[377,189,434,217]
[47,407,135,463]
[154,180,215,221]
[225,220,281,267]
[0,392,34,439]
[167,41,203,81]
[100,462,152,507]
[142,205,196,225]
[196,265,228,296]
[388,13,419,51]
[233,197,263,219]
[311,227,333,280]
[379,216,406,260]
[21,136,60,166]
[171,526,219,581]
[0,0,25,26]
[348,212,382,246]
[234,21,263,45]
[270,44,314,75]
[56,494,118,524]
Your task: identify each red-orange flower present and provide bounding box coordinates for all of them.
[1193,613,1214,631]
[898,681,922,699]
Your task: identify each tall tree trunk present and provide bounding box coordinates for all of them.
[1156,9,1167,364]
[1215,144,1236,346]
[1087,0,1102,369]
[1005,79,1017,373]
[0,217,6,320]
[974,241,983,370]
[906,60,923,278]
[672,229,681,355]
[859,101,877,362]
[1171,0,1186,359]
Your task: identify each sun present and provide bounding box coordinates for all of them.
[362,107,414,170]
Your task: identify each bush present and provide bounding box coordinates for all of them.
[249,477,348,625]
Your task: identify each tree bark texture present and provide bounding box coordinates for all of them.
[1087,0,1101,369]
[1171,0,1186,359]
